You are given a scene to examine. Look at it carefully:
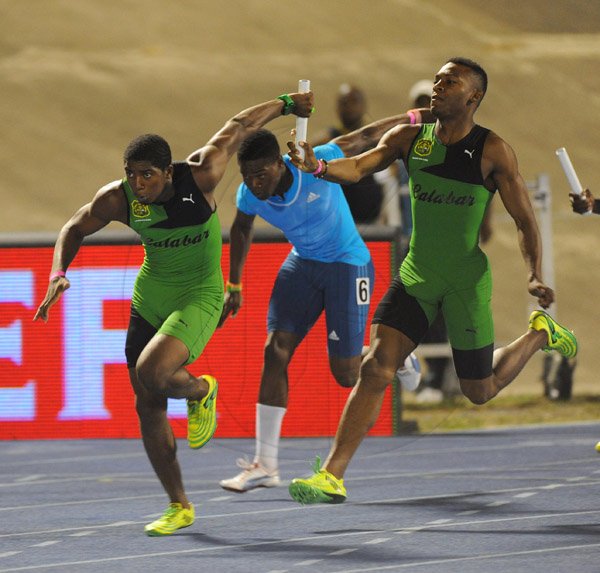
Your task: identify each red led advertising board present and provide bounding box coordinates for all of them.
[0,240,396,439]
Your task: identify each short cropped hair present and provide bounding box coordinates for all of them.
[123,134,172,170]
[238,129,281,164]
[447,57,488,103]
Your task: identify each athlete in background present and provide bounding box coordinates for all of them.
[218,109,425,493]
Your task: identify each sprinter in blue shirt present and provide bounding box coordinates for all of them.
[218,102,422,493]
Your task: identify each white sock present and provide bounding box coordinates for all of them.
[254,403,286,472]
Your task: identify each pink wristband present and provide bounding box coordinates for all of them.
[49,270,66,281]
[407,109,422,125]
[311,160,323,176]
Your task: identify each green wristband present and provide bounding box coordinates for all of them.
[277,94,295,116]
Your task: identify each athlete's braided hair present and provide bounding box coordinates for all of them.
[124,134,172,170]
[238,129,280,164]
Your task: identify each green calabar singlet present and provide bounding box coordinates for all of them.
[406,122,493,263]
[121,162,224,363]
[122,162,222,287]
[401,123,496,350]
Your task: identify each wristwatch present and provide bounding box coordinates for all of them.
[277,94,295,116]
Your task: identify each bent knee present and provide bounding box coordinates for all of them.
[333,370,358,388]
[329,357,360,388]
[359,355,395,391]
[460,379,494,405]
[264,337,295,368]
[136,360,169,395]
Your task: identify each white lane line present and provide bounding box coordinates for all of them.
[2,452,147,468]
[0,476,119,488]
[457,510,480,515]
[295,559,322,566]
[486,501,510,507]
[328,541,600,572]
[68,531,95,537]
[0,488,218,512]
[566,476,587,482]
[0,552,21,558]
[2,477,599,539]
[541,484,563,489]
[396,527,424,535]
[514,492,537,498]
[363,538,391,544]
[1,511,600,572]
[207,496,232,502]
[329,549,357,555]
[360,479,600,511]
[2,470,599,512]
[14,475,45,483]
[361,439,598,464]
[425,519,453,525]
[29,541,60,547]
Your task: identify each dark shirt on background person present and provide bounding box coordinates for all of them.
[311,84,384,224]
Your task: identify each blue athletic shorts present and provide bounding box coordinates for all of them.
[267,252,374,358]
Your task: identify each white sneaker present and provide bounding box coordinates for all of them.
[219,458,281,492]
[416,386,444,404]
[395,352,422,392]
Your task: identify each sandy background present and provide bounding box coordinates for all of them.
[2,0,600,395]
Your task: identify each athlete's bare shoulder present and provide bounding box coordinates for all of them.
[482,130,518,174]
[382,123,423,162]
[90,179,128,224]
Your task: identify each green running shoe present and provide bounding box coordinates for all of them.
[288,457,347,505]
[529,310,578,358]
[144,503,194,536]
[187,374,218,449]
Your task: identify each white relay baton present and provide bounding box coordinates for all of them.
[556,147,590,215]
[295,79,311,160]
[556,147,583,195]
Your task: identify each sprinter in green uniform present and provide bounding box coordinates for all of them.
[34,92,314,533]
[286,57,578,504]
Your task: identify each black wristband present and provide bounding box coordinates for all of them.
[593,199,600,214]
[277,94,295,116]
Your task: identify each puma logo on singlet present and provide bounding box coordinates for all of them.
[464,149,475,159]
[182,193,195,204]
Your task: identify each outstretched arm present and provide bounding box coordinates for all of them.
[288,123,419,185]
[34,183,126,322]
[218,209,255,328]
[488,134,554,308]
[331,113,410,157]
[186,92,314,195]
[332,107,434,157]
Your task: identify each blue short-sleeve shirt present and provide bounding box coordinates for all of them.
[236,142,370,266]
